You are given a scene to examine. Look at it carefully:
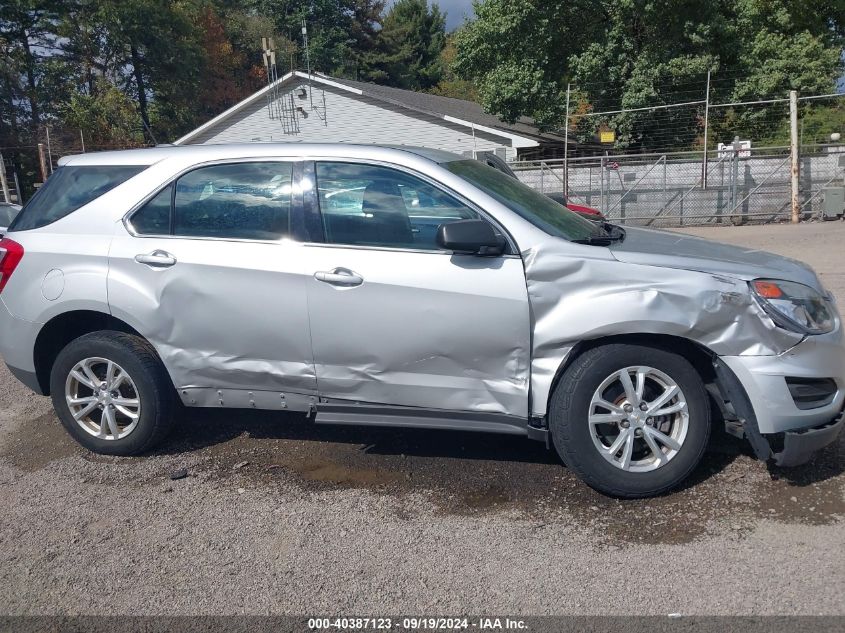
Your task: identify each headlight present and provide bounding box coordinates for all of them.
[751,279,835,335]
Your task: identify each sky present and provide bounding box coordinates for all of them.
[387,0,474,30]
[433,0,476,30]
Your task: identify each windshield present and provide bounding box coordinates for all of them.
[9,165,145,231]
[0,205,19,227]
[443,159,603,241]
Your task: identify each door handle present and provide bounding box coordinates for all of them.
[314,268,364,287]
[135,250,177,268]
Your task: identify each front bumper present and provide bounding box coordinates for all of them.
[717,332,845,466]
[720,334,845,434]
[774,413,843,467]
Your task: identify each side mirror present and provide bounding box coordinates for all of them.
[436,219,504,256]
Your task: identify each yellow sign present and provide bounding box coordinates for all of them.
[600,130,615,143]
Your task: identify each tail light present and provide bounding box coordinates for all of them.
[0,238,24,294]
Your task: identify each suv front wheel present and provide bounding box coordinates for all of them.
[550,343,710,498]
[50,331,176,455]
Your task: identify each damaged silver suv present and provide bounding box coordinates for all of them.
[1,144,842,497]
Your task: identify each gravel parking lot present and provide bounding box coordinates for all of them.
[1,221,843,616]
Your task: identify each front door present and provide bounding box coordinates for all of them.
[302,161,531,417]
[108,160,317,400]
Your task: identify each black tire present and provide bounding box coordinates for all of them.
[50,331,176,455]
[550,343,710,498]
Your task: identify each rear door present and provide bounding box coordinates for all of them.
[108,160,318,401]
[301,161,531,417]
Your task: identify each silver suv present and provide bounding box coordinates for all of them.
[0,144,842,497]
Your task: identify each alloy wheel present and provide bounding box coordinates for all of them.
[588,365,689,472]
[65,357,142,440]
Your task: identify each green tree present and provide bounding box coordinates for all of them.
[240,0,382,77]
[709,0,845,146]
[94,0,204,142]
[429,32,478,101]
[565,0,725,150]
[344,0,385,79]
[368,0,446,90]
[453,1,593,130]
[0,0,60,129]
[455,0,845,151]
[194,5,268,122]
[61,78,145,147]
[0,0,62,197]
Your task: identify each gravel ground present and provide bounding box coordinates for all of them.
[0,221,843,616]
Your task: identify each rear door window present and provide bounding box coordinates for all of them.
[130,184,172,236]
[10,165,145,231]
[131,162,293,241]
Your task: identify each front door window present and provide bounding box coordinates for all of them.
[315,162,479,250]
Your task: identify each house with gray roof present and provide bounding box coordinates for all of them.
[174,71,571,160]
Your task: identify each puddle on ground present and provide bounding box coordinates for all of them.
[462,485,511,510]
[273,456,401,487]
[3,407,843,544]
[754,436,845,525]
[0,413,80,471]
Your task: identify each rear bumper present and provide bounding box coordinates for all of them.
[0,297,43,394]
[5,363,42,394]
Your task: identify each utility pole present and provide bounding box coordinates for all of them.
[730,136,740,214]
[702,70,711,189]
[0,153,10,203]
[45,126,53,174]
[13,171,22,206]
[37,143,48,183]
[563,82,571,196]
[789,89,800,223]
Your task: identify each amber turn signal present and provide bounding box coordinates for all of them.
[752,280,784,299]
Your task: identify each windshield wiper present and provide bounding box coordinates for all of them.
[574,222,626,246]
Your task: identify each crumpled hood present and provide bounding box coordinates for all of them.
[609,226,822,289]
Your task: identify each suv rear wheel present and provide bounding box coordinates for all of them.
[550,343,710,498]
[50,331,175,455]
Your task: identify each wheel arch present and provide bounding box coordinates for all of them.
[33,310,149,395]
[544,333,719,420]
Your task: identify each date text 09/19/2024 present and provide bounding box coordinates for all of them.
[307,617,528,630]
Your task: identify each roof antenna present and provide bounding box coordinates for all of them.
[262,36,299,135]
[301,19,314,110]
[300,19,327,126]
[262,37,279,120]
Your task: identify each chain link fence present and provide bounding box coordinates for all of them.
[512,143,845,227]
[512,84,845,227]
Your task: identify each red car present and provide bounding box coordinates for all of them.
[477,153,605,221]
[543,192,605,221]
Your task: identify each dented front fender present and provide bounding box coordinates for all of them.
[523,242,804,418]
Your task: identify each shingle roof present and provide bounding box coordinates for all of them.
[323,74,566,143]
[175,70,568,147]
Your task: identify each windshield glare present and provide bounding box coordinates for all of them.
[443,159,603,242]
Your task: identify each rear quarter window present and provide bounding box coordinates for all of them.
[9,165,146,231]
[0,205,19,227]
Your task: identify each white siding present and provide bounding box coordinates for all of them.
[188,83,518,160]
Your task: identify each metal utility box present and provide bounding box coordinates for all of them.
[822,187,845,219]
